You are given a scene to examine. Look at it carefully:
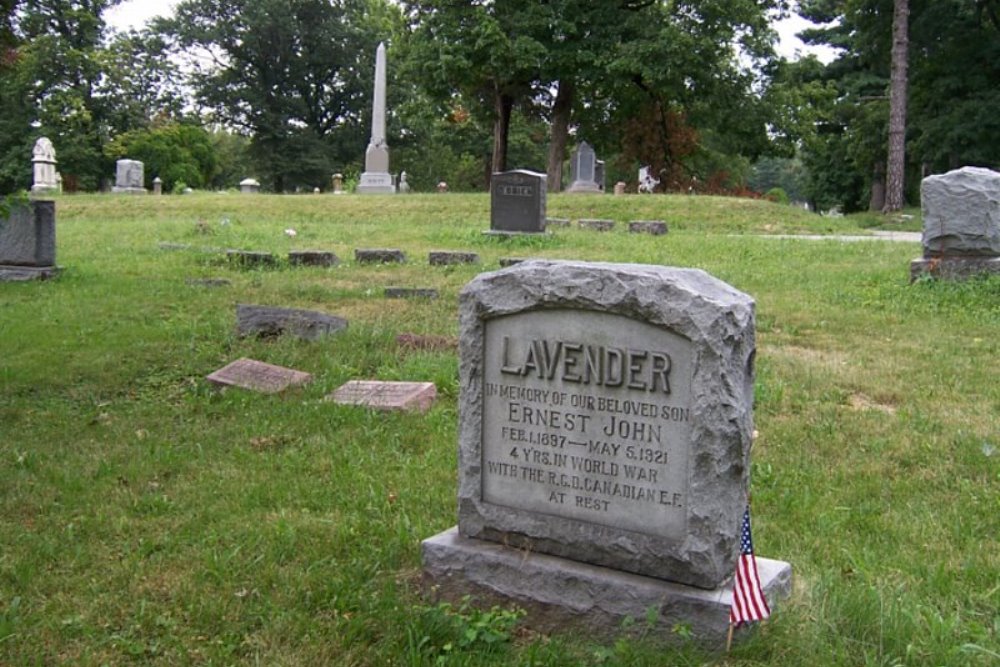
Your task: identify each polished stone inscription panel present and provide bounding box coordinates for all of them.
[482,310,692,540]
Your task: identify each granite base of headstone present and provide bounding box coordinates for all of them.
[910,166,1000,282]
[327,380,437,413]
[236,304,348,341]
[385,287,439,300]
[227,250,276,268]
[206,358,312,393]
[429,251,479,266]
[356,248,406,264]
[487,170,548,236]
[0,200,59,282]
[629,220,668,236]
[289,250,340,267]
[423,528,791,646]
[578,218,615,232]
[421,259,791,647]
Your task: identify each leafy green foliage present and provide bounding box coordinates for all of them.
[105,122,217,191]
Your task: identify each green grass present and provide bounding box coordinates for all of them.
[1,192,996,665]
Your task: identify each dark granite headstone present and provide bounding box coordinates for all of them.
[236,304,348,341]
[0,200,58,281]
[489,170,547,234]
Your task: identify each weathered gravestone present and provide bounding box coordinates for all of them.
[328,380,437,413]
[112,159,146,194]
[31,137,59,194]
[240,178,261,194]
[429,251,479,266]
[236,304,348,341]
[422,260,791,645]
[384,287,439,299]
[206,358,312,393]
[152,177,163,196]
[488,170,547,235]
[0,200,58,281]
[289,250,340,267]
[910,167,1000,281]
[629,220,668,236]
[566,142,602,194]
[356,248,406,264]
[578,218,615,232]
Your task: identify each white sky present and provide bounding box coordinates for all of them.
[105,1,835,63]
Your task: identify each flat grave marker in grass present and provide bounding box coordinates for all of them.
[428,251,479,266]
[355,248,406,264]
[423,259,791,646]
[628,220,668,236]
[578,218,615,232]
[236,304,348,341]
[328,380,437,413]
[206,357,313,393]
[289,250,339,267]
[384,287,439,299]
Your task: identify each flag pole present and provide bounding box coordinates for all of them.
[726,623,735,652]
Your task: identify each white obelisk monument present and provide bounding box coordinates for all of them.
[357,42,395,194]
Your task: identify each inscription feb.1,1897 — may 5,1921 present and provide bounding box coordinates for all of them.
[482,309,693,540]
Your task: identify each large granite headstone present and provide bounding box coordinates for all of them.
[910,167,1000,281]
[0,200,58,281]
[357,43,396,194]
[422,260,791,645]
[112,159,146,194]
[488,170,547,234]
[566,142,601,194]
[31,137,59,194]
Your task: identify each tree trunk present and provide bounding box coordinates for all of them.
[883,0,909,213]
[546,79,575,192]
[491,89,513,175]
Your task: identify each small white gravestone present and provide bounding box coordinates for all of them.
[398,171,410,193]
[332,173,345,194]
[31,137,59,194]
[638,166,659,194]
[152,177,163,195]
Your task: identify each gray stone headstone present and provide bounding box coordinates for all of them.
[911,167,1000,281]
[227,250,276,268]
[566,142,600,193]
[112,159,146,194]
[152,177,163,196]
[595,159,606,192]
[289,250,340,267]
[240,178,261,194]
[628,220,668,235]
[0,200,55,268]
[489,170,547,234]
[422,260,790,643]
[236,304,348,341]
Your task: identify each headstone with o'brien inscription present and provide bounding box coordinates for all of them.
[422,260,792,645]
[489,170,546,234]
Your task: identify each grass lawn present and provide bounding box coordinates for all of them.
[0,192,996,665]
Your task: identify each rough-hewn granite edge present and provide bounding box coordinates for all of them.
[457,260,756,589]
[422,527,791,648]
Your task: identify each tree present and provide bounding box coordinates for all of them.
[157,0,402,192]
[105,121,217,191]
[883,0,909,212]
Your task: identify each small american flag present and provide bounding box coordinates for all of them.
[729,505,770,626]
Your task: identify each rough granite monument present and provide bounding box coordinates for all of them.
[112,159,146,194]
[422,260,791,645]
[357,43,395,194]
[910,166,1000,281]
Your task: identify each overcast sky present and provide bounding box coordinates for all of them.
[105,1,836,63]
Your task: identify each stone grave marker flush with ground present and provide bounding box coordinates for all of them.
[422,260,791,645]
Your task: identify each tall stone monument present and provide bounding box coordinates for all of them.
[357,43,395,194]
[910,166,1000,281]
[31,137,59,194]
[422,260,791,645]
